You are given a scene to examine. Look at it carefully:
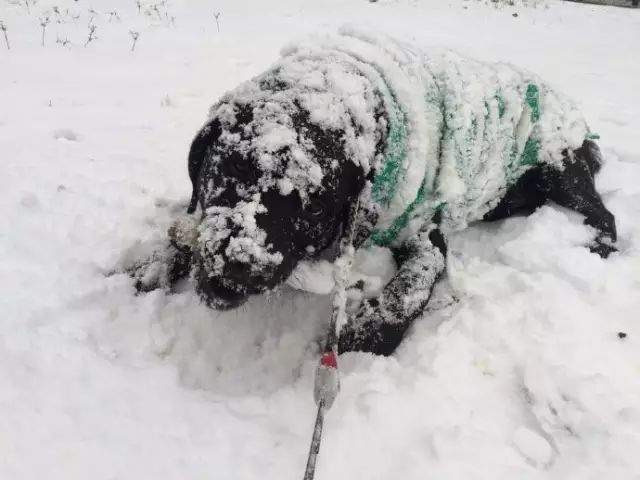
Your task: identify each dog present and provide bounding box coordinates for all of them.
[126,28,617,356]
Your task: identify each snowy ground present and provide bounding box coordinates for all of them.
[2,0,640,478]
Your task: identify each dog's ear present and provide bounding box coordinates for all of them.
[187,119,221,214]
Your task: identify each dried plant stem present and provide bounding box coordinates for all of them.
[84,24,97,47]
[39,17,50,47]
[130,31,139,52]
[0,22,9,50]
[56,35,70,47]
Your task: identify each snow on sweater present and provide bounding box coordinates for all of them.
[204,27,592,258]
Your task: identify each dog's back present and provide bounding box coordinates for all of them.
[281,27,593,244]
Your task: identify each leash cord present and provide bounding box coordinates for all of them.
[302,401,325,480]
[302,199,360,480]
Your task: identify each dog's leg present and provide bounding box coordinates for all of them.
[541,141,617,258]
[338,227,446,356]
[124,120,219,292]
[484,141,616,258]
[124,216,198,293]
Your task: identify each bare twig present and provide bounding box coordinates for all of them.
[84,24,97,47]
[24,0,31,14]
[56,35,70,47]
[213,12,220,32]
[0,21,10,50]
[135,0,142,14]
[144,3,162,20]
[129,30,139,51]
[52,5,62,23]
[161,11,176,27]
[108,10,121,22]
[39,15,50,46]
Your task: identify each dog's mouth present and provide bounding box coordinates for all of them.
[193,258,288,310]
[190,229,291,310]
[194,271,250,310]
[186,195,297,310]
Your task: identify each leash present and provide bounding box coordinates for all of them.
[302,200,359,480]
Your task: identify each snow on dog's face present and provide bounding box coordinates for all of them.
[186,53,388,309]
[189,96,369,309]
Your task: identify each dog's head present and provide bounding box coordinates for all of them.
[187,93,367,309]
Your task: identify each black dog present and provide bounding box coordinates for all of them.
[126,30,617,356]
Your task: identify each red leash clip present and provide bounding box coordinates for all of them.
[313,350,340,410]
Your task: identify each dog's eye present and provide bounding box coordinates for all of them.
[306,197,328,219]
[227,154,253,178]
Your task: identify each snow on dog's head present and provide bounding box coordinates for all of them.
[187,53,381,309]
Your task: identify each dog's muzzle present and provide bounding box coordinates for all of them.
[169,197,285,309]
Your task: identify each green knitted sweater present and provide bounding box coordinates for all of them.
[324,28,594,246]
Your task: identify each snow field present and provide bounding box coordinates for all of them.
[1,0,640,479]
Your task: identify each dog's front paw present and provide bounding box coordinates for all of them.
[115,235,193,294]
[129,243,193,293]
[125,251,172,293]
[589,236,617,258]
[338,307,404,357]
[338,319,377,355]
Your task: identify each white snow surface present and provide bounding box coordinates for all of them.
[2,0,640,479]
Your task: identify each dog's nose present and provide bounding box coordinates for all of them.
[226,261,250,283]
